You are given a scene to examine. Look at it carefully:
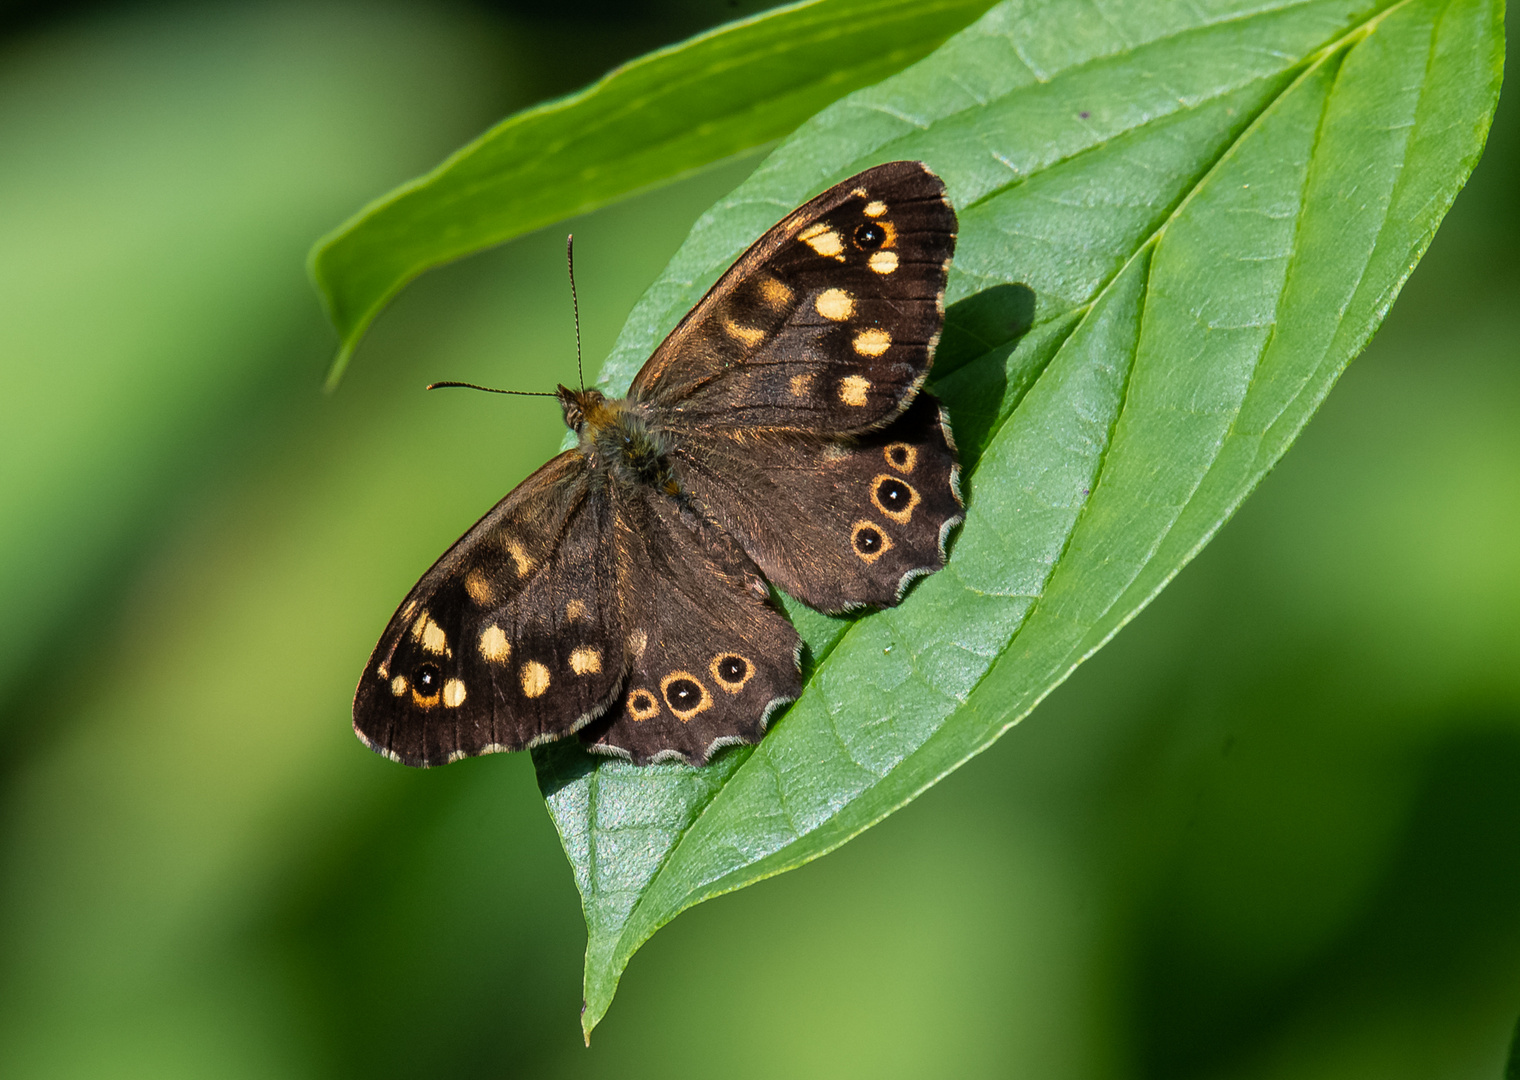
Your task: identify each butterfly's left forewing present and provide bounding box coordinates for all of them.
[354,452,628,766]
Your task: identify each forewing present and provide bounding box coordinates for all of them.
[669,392,962,614]
[629,161,956,435]
[578,485,802,766]
[353,452,626,766]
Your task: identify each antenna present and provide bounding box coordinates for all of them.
[567,234,584,391]
[426,382,556,397]
[425,239,586,399]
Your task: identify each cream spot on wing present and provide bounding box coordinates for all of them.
[850,186,868,197]
[506,541,534,577]
[840,375,871,406]
[569,647,602,675]
[414,616,448,656]
[565,599,587,623]
[758,277,793,309]
[864,200,888,217]
[723,317,766,348]
[798,222,843,259]
[464,568,495,605]
[377,661,389,680]
[629,629,648,658]
[478,624,510,663]
[442,679,467,708]
[789,372,814,397]
[869,250,899,275]
[521,661,550,698]
[390,675,408,697]
[853,328,892,357]
[815,288,854,321]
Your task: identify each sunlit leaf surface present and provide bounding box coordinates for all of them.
[531,0,1504,1037]
[309,0,998,387]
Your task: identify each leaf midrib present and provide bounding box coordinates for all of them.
[598,0,1411,967]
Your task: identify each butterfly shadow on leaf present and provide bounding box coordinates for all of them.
[929,282,1037,489]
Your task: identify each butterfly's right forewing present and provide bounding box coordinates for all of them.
[354,452,627,766]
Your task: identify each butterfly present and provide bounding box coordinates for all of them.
[354,160,961,766]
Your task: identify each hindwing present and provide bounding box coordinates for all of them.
[668,392,962,614]
[578,482,802,765]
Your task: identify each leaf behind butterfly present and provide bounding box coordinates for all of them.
[308,0,1000,389]
[533,0,1505,1039]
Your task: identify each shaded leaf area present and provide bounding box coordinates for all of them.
[533,0,1503,1036]
[310,0,999,387]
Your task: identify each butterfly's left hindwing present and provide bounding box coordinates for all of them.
[353,452,627,766]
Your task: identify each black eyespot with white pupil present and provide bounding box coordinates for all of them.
[855,527,883,554]
[854,222,886,249]
[666,678,702,708]
[876,478,911,511]
[718,657,748,683]
[414,663,441,695]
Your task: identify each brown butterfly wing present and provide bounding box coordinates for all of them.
[668,392,962,614]
[353,452,627,766]
[629,160,956,435]
[577,482,802,765]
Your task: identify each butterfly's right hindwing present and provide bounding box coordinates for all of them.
[353,452,627,766]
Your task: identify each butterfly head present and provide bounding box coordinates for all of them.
[557,384,611,434]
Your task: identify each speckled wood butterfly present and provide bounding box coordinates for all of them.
[354,161,961,766]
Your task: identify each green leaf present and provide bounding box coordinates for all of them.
[533,0,1504,1038]
[308,0,999,388]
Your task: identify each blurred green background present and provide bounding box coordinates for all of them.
[0,2,1515,1077]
